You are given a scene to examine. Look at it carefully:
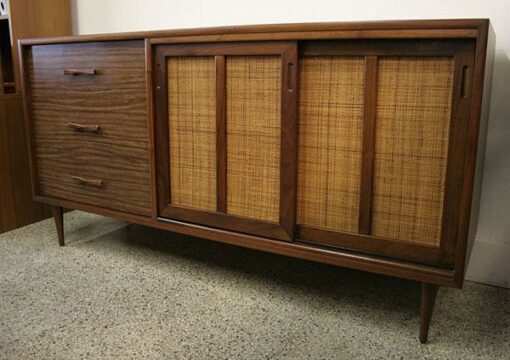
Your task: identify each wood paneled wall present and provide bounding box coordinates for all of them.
[8,0,72,91]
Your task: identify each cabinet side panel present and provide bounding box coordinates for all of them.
[462,23,495,280]
[168,57,217,211]
[226,56,281,223]
[297,56,364,233]
[372,57,454,246]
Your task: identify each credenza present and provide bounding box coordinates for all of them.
[19,19,494,343]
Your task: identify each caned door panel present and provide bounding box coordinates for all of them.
[168,57,217,212]
[154,42,297,240]
[296,40,475,266]
[371,57,454,247]
[226,56,282,223]
[297,56,365,234]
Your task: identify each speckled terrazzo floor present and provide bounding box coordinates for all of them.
[0,211,508,359]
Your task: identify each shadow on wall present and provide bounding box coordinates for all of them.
[69,0,79,35]
[467,48,510,288]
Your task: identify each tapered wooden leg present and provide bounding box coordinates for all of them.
[51,206,64,246]
[419,282,439,343]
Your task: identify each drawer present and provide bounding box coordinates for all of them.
[27,41,151,216]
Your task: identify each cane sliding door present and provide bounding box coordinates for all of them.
[155,38,475,265]
[296,39,475,266]
[154,42,297,241]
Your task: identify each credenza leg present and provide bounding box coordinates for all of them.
[419,282,439,343]
[51,206,64,246]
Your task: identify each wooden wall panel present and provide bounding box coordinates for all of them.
[168,57,217,211]
[226,56,281,223]
[0,0,70,233]
[371,57,454,246]
[0,97,17,230]
[9,0,72,91]
[297,56,364,233]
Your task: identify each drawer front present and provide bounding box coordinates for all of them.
[27,41,151,216]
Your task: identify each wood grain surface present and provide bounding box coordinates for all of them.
[0,95,52,232]
[27,41,151,216]
[19,19,493,292]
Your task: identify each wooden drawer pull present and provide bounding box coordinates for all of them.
[461,65,469,99]
[72,176,104,188]
[67,123,100,133]
[63,68,96,76]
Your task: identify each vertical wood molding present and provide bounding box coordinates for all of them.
[145,39,158,219]
[442,43,476,267]
[215,55,227,213]
[279,43,298,239]
[154,49,171,213]
[358,55,378,235]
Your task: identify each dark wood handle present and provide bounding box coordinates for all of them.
[287,62,294,91]
[460,65,469,99]
[67,123,100,133]
[3,82,15,93]
[63,68,96,76]
[72,176,104,188]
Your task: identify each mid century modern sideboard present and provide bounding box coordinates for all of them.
[19,19,494,343]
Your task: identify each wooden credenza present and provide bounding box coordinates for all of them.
[19,19,494,343]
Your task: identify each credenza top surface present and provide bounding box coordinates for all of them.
[18,18,489,46]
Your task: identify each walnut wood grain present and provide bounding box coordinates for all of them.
[163,205,292,241]
[19,19,486,47]
[297,225,448,266]
[20,21,491,278]
[279,42,299,240]
[27,40,151,216]
[18,20,494,344]
[0,97,18,230]
[0,96,52,233]
[145,38,159,219]
[439,42,477,266]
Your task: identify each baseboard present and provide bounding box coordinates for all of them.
[465,240,510,288]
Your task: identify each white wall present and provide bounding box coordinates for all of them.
[70,0,510,288]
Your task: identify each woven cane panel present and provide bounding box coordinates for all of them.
[226,56,281,223]
[168,57,216,211]
[371,57,454,246]
[297,57,365,233]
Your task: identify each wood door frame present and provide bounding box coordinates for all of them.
[296,39,476,266]
[153,41,298,241]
